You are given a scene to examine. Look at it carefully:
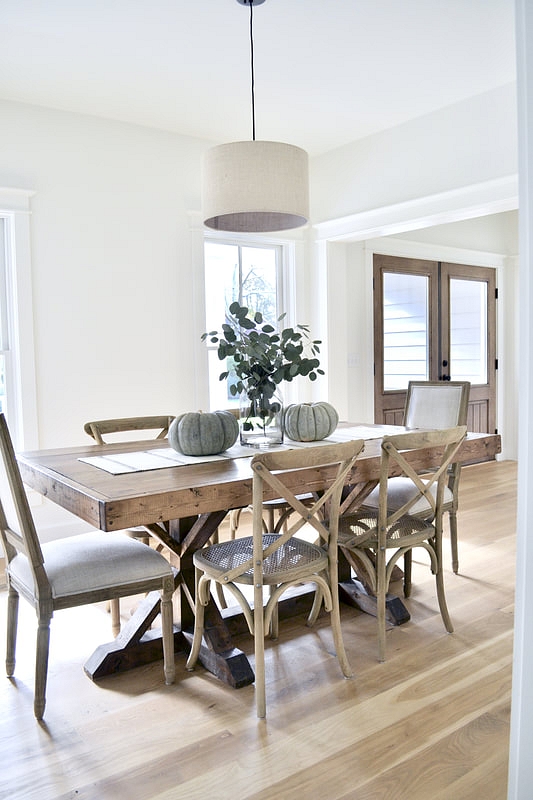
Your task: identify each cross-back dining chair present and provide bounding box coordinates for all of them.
[83,415,175,634]
[369,381,470,573]
[338,425,467,662]
[0,413,175,719]
[83,415,175,445]
[403,381,470,573]
[186,439,365,718]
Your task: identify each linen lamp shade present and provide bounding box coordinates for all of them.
[202,140,309,233]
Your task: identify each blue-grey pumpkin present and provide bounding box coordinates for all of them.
[168,410,239,455]
[283,402,339,442]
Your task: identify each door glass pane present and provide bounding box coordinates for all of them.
[449,278,487,384]
[383,272,429,390]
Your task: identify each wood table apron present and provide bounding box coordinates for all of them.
[17,428,501,687]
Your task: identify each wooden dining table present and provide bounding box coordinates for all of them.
[17,423,501,688]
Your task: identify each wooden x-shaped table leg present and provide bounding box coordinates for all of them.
[84,510,254,688]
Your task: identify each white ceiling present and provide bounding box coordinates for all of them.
[0,0,517,156]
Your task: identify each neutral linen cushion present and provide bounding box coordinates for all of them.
[8,531,173,599]
[364,477,453,516]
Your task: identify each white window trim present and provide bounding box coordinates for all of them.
[189,211,301,410]
[0,187,38,452]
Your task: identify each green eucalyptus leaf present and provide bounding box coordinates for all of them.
[202,303,323,398]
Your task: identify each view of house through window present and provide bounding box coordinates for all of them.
[383,271,429,390]
[382,269,489,391]
[204,239,281,410]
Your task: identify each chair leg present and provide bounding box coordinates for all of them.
[265,507,275,533]
[403,549,412,598]
[435,563,453,633]
[110,598,121,637]
[327,577,353,679]
[6,586,19,677]
[34,612,52,721]
[214,583,227,610]
[268,585,279,640]
[376,549,387,663]
[160,578,175,686]
[229,509,242,540]
[449,509,459,574]
[254,582,266,719]
[186,568,207,671]
[433,529,453,633]
[307,584,323,626]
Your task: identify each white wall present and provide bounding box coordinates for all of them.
[0,99,208,449]
[311,83,517,224]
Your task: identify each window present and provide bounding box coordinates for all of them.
[0,219,7,414]
[0,189,38,451]
[449,277,488,384]
[204,238,283,411]
[382,271,429,390]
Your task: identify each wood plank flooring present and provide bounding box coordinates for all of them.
[0,460,516,799]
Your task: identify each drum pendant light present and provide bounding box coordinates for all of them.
[202,0,309,233]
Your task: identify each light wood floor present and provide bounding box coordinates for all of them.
[0,460,516,800]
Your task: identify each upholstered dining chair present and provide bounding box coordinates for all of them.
[369,381,470,573]
[84,415,175,634]
[0,414,175,720]
[338,425,467,662]
[186,439,365,718]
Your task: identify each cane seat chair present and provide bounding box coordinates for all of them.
[84,415,175,634]
[338,425,467,662]
[367,381,470,573]
[0,414,175,719]
[186,439,365,718]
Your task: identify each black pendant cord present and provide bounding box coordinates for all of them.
[248,0,256,140]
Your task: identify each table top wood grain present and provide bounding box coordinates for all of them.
[18,424,501,531]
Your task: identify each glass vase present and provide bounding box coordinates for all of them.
[239,387,284,448]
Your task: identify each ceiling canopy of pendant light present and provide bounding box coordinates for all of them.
[202,0,309,233]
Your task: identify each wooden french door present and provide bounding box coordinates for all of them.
[373,254,497,433]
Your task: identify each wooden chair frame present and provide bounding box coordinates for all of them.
[84,415,175,634]
[0,414,175,719]
[339,426,467,662]
[186,439,365,718]
[84,415,175,445]
[403,381,470,573]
